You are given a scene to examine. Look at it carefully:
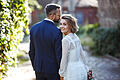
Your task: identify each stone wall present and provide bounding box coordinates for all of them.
[98,0,120,27]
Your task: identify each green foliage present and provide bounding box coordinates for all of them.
[16,51,29,64]
[76,23,99,35]
[78,33,94,47]
[117,21,120,32]
[0,0,30,79]
[77,23,120,58]
[28,0,42,11]
[90,27,120,57]
[76,23,99,46]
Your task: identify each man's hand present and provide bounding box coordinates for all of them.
[60,76,64,80]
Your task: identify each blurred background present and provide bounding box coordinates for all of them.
[30,0,98,26]
[0,0,120,80]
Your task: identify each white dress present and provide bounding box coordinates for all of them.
[59,33,88,80]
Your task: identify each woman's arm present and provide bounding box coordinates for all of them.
[59,38,69,77]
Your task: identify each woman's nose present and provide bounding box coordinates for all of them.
[60,25,64,28]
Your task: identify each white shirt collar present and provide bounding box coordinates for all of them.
[44,18,54,23]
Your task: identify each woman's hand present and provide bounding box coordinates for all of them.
[60,76,64,80]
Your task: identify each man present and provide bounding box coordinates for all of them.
[29,3,62,80]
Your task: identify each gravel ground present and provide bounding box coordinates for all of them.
[3,43,120,80]
[86,53,120,80]
[3,61,35,80]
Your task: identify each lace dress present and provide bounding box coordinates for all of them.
[59,33,88,80]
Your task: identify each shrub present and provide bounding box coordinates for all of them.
[77,23,120,58]
[76,23,99,35]
[90,27,120,57]
[0,0,30,79]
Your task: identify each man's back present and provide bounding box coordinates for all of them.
[29,20,62,73]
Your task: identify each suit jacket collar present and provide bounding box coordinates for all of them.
[44,18,54,23]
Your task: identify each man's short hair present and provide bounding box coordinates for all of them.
[45,3,61,17]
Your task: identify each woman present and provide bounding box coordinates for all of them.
[59,14,88,80]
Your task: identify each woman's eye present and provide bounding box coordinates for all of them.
[60,23,62,25]
[63,23,66,26]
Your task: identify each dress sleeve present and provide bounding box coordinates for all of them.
[80,44,89,72]
[59,38,69,77]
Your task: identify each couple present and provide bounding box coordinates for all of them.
[29,3,88,80]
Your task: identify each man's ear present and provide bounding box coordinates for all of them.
[50,14,55,20]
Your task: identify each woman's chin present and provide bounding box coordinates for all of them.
[61,31,65,34]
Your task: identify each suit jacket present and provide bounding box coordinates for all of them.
[29,20,62,73]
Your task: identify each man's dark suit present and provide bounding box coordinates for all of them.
[29,20,62,80]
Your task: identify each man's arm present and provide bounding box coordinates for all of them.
[54,31,62,67]
[29,31,35,70]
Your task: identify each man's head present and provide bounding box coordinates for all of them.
[45,3,61,22]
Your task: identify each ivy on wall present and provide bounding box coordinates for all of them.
[0,0,31,79]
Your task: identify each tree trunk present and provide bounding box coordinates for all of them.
[98,0,120,27]
[37,0,59,8]
[37,0,52,8]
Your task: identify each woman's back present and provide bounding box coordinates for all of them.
[59,33,87,80]
[66,33,82,62]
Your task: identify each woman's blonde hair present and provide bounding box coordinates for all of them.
[61,14,79,33]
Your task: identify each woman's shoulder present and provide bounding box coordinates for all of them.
[62,35,71,42]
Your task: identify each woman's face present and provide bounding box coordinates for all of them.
[60,19,71,35]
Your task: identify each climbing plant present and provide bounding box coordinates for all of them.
[0,0,30,79]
